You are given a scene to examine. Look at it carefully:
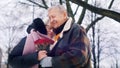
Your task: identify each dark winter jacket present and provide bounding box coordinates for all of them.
[8,37,41,68]
[47,17,92,68]
[8,18,47,68]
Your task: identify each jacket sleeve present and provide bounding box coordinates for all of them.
[8,37,39,68]
[51,26,91,68]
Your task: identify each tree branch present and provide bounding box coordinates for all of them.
[86,16,104,32]
[66,0,75,21]
[42,0,49,9]
[27,0,48,9]
[59,0,63,5]
[86,0,115,32]
[19,1,33,6]
[108,0,114,9]
[70,0,120,22]
[73,5,79,16]
[77,0,88,25]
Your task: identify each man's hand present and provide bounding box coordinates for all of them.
[38,50,47,60]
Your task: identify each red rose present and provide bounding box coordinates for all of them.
[34,38,54,50]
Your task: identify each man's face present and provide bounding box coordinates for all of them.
[48,9,67,29]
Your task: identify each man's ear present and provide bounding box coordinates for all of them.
[63,11,67,19]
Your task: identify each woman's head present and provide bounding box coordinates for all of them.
[45,18,55,38]
[33,18,47,35]
[27,18,47,35]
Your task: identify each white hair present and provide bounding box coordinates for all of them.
[48,5,67,13]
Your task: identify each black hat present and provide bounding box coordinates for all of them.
[27,18,47,35]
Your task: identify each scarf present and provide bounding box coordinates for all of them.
[22,30,54,68]
[22,30,41,68]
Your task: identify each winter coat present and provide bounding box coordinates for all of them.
[8,18,92,68]
[47,18,92,68]
[8,18,47,68]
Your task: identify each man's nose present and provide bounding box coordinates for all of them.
[49,18,53,23]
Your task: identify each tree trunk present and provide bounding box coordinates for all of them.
[97,27,100,68]
[0,48,2,68]
[92,25,97,68]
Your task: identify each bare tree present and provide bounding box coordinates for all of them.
[69,0,120,23]
[86,0,115,32]
[91,25,96,68]
[0,48,2,68]
[0,1,31,68]
[25,0,120,32]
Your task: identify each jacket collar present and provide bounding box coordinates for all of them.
[50,17,73,50]
[59,17,73,38]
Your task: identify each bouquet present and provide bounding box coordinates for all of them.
[34,33,54,51]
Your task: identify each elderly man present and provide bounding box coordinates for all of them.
[38,5,92,68]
